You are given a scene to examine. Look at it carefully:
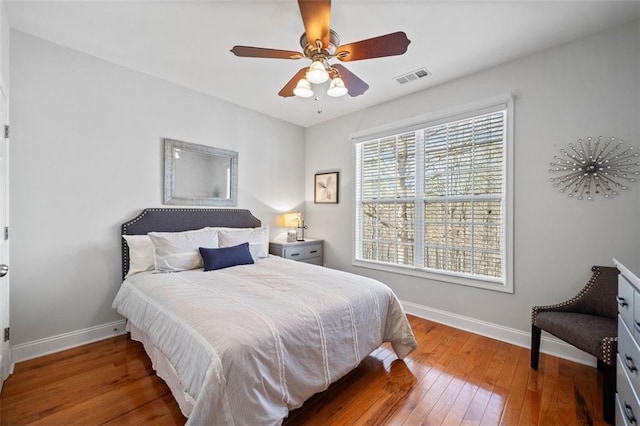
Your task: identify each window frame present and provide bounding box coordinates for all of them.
[352,94,514,293]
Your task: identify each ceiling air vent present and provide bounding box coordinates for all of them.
[394,67,430,85]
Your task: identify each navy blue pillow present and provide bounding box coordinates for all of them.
[199,242,255,271]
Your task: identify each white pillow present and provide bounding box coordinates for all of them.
[149,228,219,272]
[217,226,269,261]
[123,234,155,278]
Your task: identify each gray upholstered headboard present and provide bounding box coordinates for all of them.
[121,208,262,280]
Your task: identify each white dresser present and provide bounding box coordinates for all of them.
[614,258,640,425]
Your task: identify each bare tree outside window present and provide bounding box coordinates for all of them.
[356,109,507,282]
[360,132,416,266]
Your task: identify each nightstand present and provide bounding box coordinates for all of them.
[269,238,323,266]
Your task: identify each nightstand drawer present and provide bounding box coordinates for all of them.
[269,239,324,265]
[302,257,322,266]
[304,243,322,259]
[283,246,304,260]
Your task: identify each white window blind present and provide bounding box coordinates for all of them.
[357,132,417,266]
[355,101,511,290]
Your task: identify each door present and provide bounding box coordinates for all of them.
[0,87,9,391]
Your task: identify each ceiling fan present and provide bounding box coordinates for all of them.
[230,0,411,99]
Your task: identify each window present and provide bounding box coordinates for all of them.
[354,96,513,292]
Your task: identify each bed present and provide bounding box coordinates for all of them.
[113,208,417,425]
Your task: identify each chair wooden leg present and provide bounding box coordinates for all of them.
[602,362,615,425]
[531,324,542,370]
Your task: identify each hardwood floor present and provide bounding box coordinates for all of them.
[0,315,607,425]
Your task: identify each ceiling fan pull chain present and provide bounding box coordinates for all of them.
[315,89,323,115]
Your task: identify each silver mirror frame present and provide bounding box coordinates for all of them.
[163,138,238,206]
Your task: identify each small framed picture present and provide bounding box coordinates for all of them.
[314,171,339,204]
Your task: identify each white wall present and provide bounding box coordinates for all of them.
[8,20,640,363]
[9,31,305,349]
[0,1,8,95]
[305,21,640,336]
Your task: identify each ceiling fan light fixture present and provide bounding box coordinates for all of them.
[231,2,410,99]
[293,78,314,98]
[306,60,329,84]
[327,77,348,97]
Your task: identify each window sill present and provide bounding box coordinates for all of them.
[352,259,514,293]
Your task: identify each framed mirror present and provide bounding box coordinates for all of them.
[163,138,238,206]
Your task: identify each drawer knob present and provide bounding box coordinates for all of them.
[617,296,629,307]
[625,354,638,373]
[624,403,637,424]
[635,321,640,334]
[310,250,318,254]
[291,253,300,257]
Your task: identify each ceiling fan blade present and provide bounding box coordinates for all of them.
[332,64,369,97]
[278,68,309,98]
[298,0,331,49]
[231,46,303,60]
[336,31,411,62]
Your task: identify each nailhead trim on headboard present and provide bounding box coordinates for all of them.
[121,208,262,280]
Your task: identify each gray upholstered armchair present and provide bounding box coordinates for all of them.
[530,265,619,424]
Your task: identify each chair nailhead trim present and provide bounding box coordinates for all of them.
[602,336,617,366]
[531,267,601,325]
[531,266,619,366]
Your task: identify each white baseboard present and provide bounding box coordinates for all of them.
[8,303,596,370]
[11,319,127,365]
[402,300,597,367]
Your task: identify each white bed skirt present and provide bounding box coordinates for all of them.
[127,322,195,418]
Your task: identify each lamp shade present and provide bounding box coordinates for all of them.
[283,212,300,227]
[306,61,329,84]
[327,77,348,97]
[293,78,313,98]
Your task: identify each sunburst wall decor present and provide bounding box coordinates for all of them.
[549,136,639,200]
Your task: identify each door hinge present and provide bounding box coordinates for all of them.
[3,327,8,342]
[3,125,8,139]
[3,227,7,240]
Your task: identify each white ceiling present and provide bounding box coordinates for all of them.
[5,1,640,127]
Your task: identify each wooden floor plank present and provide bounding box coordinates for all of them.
[102,394,186,426]
[401,330,476,424]
[425,335,484,424]
[442,335,500,425]
[0,316,608,425]
[461,340,510,423]
[497,346,531,425]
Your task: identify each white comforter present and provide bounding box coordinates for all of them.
[112,256,417,425]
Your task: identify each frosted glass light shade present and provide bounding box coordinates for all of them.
[306,61,329,84]
[293,79,313,98]
[327,77,348,97]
